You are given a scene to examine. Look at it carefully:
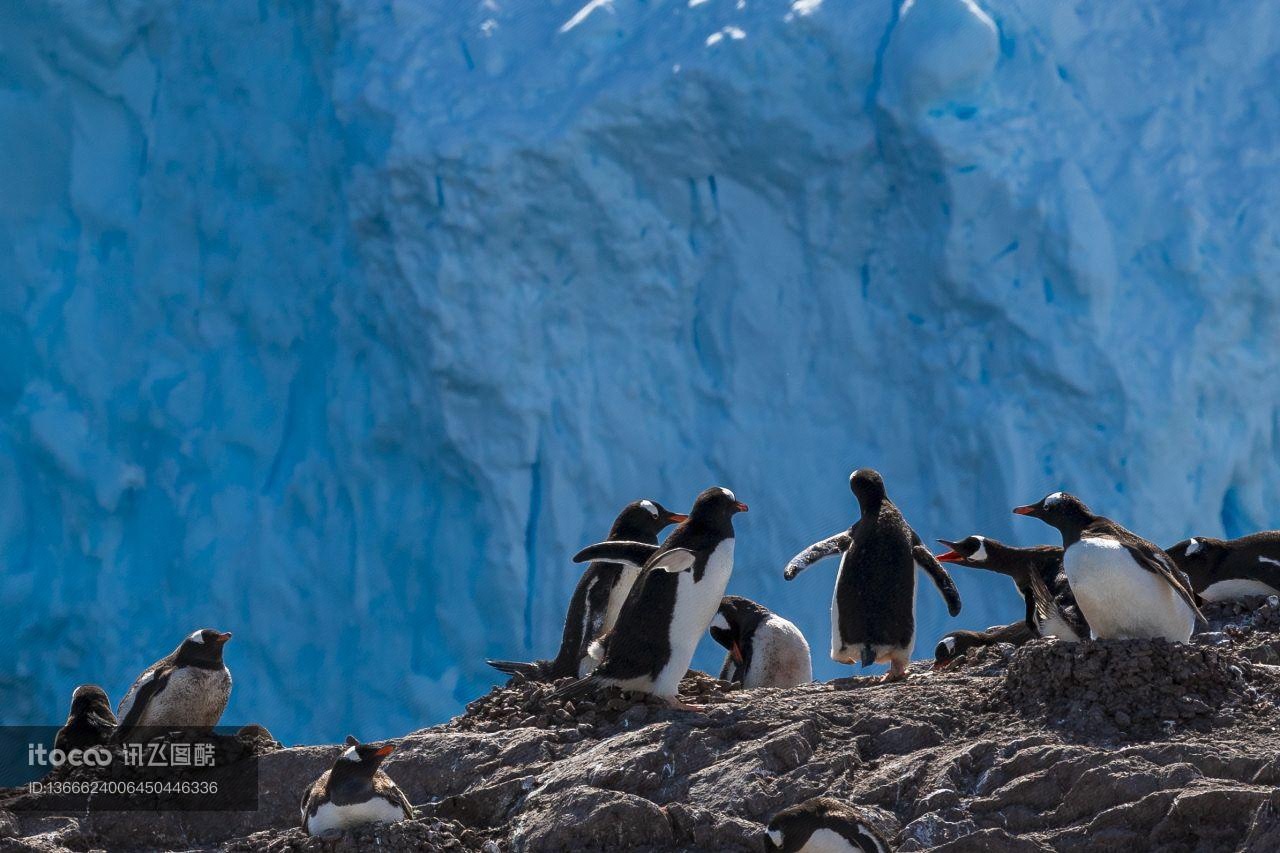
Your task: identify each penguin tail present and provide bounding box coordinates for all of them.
[486,659,542,679]
[860,644,877,668]
[546,675,603,705]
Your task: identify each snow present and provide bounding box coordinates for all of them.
[2,0,1279,744]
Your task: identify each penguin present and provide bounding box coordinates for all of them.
[301,735,413,836]
[709,595,813,688]
[113,629,233,741]
[487,499,687,680]
[934,535,1089,640]
[932,621,1034,670]
[547,486,748,710]
[1013,492,1203,642]
[765,797,891,852]
[1165,531,1280,601]
[784,469,962,682]
[54,685,117,753]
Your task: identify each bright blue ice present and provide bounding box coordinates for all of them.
[2,0,1277,744]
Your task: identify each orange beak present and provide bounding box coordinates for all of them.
[734,502,749,513]
[667,513,689,523]
[935,551,963,563]
[731,641,744,665]
[215,632,233,644]
[1012,505,1037,516]
[932,659,953,672]
[374,744,394,758]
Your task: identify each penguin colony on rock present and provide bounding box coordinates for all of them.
[51,470,1280,845]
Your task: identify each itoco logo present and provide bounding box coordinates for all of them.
[28,743,113,767]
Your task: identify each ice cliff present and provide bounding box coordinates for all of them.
[1,0,1278,744]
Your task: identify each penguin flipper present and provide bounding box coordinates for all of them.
[784,528,854,580]
[912,543,963,617]
[546,675,603,705]
[112,666,174,742]
[651,548,696,574]
[1122,542,1206,623]
[486,659,544,678]
[572,541,659,569]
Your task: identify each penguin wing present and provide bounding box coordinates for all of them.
[650,548,697,574]
[911,539,963,616]
[374,775,416,819]
[572,540,659,569]
[114,665,175,740]
[1121,540,1205,619]
[783,528,855,580]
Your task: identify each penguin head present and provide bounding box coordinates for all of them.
[1165,536,1226,585]
[1013,491,1093,532]
[935,535,991,566]
[689,487,749,527]
[333,735,396,776]
[611,499,689,541]
[848,469,886,511]
[932,633,973,670]
[709,596,768,663]
[68,684,111,716]
[176,629,233,666]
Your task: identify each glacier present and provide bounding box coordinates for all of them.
[1,0,1278,746]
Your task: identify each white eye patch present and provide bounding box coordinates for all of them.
[711,613,730,631]
[188,630,205,644]
[941,637,956,654]
[340,746,360,762]
[970,536,988,562]
[720,488,736,501]
[1186,538,1203,556]
[640,500,659,518]
[767,829,783,847]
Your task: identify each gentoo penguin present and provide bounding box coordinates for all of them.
[933,621,1034,670]
[1166,531,1280,601]
[784,469,962,681]
[935,535,1089,640]
[547,486,748,710]
[709,595,812,688]
[1014,492,1203,642]
[301,735,413,836]
[765,797,891,852]
[488,499,687,680]
[113,629,232,741]
[54,685,117,753]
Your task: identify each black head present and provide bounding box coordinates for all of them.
[174,628,232,666]
[935,536,993,567]
[610,499,688,541]
[68,684,111,716]
[687,486,749,530]
[332,735,395,778]
[1164,537,1226,585]
[849,469,886,512]
[932,633,977,670]
[1012,491,1094,533]
[708,596,768,660]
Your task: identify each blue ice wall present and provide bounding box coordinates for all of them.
[2,0,1278,745]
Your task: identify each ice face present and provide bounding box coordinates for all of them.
[2,0,1276,742]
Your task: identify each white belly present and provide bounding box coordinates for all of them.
[651,539,735,696]
[1200,578,1280,601]
[122,666,231,728]
[1065,538,1195,642]
[745,616,813,688]
[307,797,406,835]
[795,827,866,852]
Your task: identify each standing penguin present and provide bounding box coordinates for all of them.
[1014,492,1203,641]
[488,499,687,680]
[933,621,1034,670]
[113,629,232,740]
[300,736,413,836]
[547,486,748,710]
[765,797,891,852]
[54,685,117,753]
[934,535,1088,640]
[709,596,812,688]
[785,469,961,681]
[1166,531,1280,601]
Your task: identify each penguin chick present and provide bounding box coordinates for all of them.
[710,595,812,688]
[55,685,117,753]
[1165,531,1280,602]
[932,621,1034,670]
[488,499,687,680]
[765,797,891,852]
[114,628,232,741]
[1014,492,1203,641]
[301,736,414,836]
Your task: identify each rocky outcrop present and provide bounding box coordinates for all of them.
[5,598,1280,851]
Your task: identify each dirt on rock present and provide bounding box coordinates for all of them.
[5,598,1280,851]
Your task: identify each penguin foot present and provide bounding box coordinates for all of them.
[881,660,909,683]
[668,699,707,713]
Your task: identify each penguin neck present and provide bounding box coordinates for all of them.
[1055,512,1097,549]
[174,644,226,670]
[855,492,885,518]
[609,519,662,545]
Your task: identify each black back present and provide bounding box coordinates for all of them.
[546,500,685,677]
[595,487,745,681]
[709,595,770,683]
[766,797,889,852]
[936,536,1080,636]
[836,470,916,655]
[1166,531,1280,594]
[326,735,396,804]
